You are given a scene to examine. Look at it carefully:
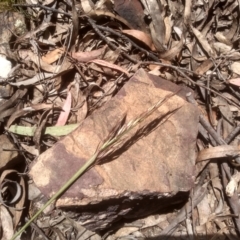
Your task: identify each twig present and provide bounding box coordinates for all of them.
[12,4,71,17]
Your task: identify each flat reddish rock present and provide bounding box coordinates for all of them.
[30,69,199,231]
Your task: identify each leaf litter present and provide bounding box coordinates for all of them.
[1,0,240,239]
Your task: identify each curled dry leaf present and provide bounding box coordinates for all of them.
[122,29,155,51]
[71,46,107,62]
[0,180,22,205]
[0,170,26,228]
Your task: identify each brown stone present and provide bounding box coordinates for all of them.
[30,69,199,231]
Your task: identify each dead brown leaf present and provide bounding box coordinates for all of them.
[141,0,166,52]
[42,48,64,64]
[122,29,155,51]
[6,103,53,129]
[191,25,214,57]
[89,59,130,77]
[71,46,107,62]
[197,145,240,162]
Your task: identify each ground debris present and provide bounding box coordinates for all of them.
[0,0,240,239]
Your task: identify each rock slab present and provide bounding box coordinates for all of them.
[30,69,199,231]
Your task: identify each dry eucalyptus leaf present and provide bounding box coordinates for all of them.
[141,0,166,52]
[231,62,240,75]
[194,59,214,75]
[228,78,240,87]
[197,145,240,163]
[0,135,19,171]
[213,42,232,55]
[0,205,14,240]
[191,25,214,57]
[160,38,183,60]
[164,16,172,45]
[6,103,53,129]
[89,59,130,76]
[71,46,107,62]
[9,72,54,87]
[21,143,39,156]
[197,193,212,225]
[122,29,155,51]
[226,172,240,197]
[102,47,120,63]
[227,51,240,61]
[214,32,232,46]
[81,0,95,14]
[42,48,64,64]
[114,227,139,238]
[212,96,233,138]
[114,0,146,30]
[55,91,71,126]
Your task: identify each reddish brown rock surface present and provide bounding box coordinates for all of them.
[30,69,199,231]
